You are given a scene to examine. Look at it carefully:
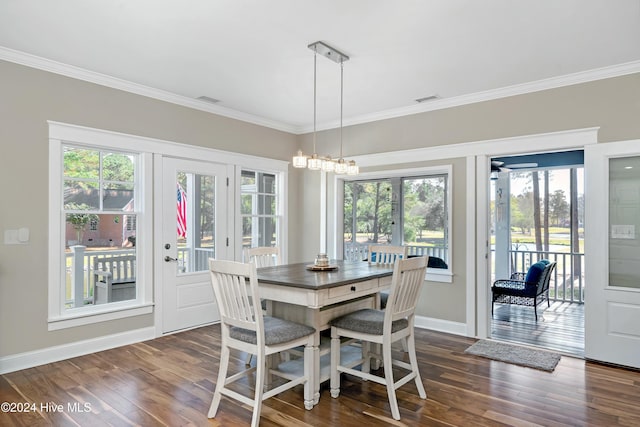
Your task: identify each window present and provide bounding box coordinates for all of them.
[49,122,153,330]
[342,168,451,281]
[62,146,138,308]
[241,170,280,255]
[125,215,136,231]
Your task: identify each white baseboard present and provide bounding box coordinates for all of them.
[415,315,468,336]
[0,318,466,374]
[0,327,156,374]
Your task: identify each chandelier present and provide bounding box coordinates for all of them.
[293,41,359,175]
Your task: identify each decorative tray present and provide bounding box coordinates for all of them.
[306,264,339,271]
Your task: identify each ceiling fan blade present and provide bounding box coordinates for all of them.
[503,162,538,169]
[491,160,505,172]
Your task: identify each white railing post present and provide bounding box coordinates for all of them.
[71,245,86,307]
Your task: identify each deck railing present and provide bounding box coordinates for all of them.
[344,243,584,304]
[503,249,585,303]
[343,242,449,265]
[65,246,214,306]
[65,247,136,306]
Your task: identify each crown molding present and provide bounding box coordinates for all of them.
[2,46,638,135]
[299,60,640,134]
[0,46,298,134]
[353,127,600,168]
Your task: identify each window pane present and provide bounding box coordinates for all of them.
[403,176,447,263]
[64,147,99,179]
[344,175,449,266]
[259,195,276,215]
[64,213,137,308]
[62,144,140,310]
[241,170,280,251]
[241,171,256,187]
[64,181,100,209]
[241,194,253,215]
[260,173,276,194]
[103,183,135,211]
[102,152,135,182]
[343,180,393,259]
[609,156,640,288]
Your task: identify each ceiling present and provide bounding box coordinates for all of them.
[1,1,640,134]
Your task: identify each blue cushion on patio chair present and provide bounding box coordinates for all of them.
[525,261,547,283]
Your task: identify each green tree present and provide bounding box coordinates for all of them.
[102,153,135,181]
[549,189,569,226]
[64,148,134,184]
[511,192,534,234]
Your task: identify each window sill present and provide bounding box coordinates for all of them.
[48,302,154,331]
[426,269,453,283]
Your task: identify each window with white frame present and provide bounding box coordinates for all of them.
[342,169,451,278]
[49,122,153,330]
[62,145,139,308]
[241,170,280,255]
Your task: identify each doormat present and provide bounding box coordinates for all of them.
[465,340,561,372]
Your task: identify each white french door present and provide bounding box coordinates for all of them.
[159,157,230,333]
[585,140,640,368]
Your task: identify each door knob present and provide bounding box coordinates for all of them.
[164,256,178,262]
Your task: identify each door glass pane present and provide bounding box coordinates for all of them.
[609,156,640,288]
[177,172,216,274]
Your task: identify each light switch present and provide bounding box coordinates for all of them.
[4,228,29,245]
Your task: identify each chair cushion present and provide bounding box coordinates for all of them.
[525,261,547,284]
[230,316,315,346]
[330,309,408,335]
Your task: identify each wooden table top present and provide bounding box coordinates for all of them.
[256,260,394,290]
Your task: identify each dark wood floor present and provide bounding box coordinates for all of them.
[3,324,639,426]
[491,301,585,357]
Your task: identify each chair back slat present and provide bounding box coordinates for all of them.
[245,246,280,268]
[386,256,428,322]
[209,259,263,336]
[368,245,408,266]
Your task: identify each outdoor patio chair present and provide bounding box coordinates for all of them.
[491,260,557,321]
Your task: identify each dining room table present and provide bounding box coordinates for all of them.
[255,259,395,405]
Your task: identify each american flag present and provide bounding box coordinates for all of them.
[177,183,187,238]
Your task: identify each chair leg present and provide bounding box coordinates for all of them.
[251,353,265,427]
[406,332,426,399]
[362,340,371,375]
[208,345,230,418]
[383,340,401,420]
[245,353,253,365]
[330,328,341,398]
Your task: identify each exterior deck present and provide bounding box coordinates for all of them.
[491,301,585,357]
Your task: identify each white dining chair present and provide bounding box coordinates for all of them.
[368,244,408,309]
[208,259,315,427]
[244,246,280,268]
[244,246,280,365]
[330,256,429,421]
